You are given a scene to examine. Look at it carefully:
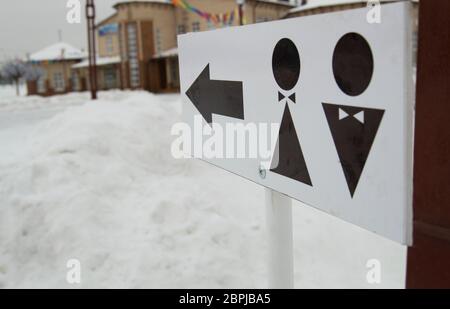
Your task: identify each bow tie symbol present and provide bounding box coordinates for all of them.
[278,92,296,103]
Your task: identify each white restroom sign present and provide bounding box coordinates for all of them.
[178,2,414,245]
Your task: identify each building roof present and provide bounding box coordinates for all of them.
[113,0,172,9]
[254,0,296,7]
[97,12,119,28]
[153,47,178,59]
[72,56,121,69]
[29,42,85,62]
[288,0,417,14]
[113,0,296,9]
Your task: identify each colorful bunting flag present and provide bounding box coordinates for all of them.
[172,0,242,27]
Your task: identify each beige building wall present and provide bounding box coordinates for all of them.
[98,2,178,58]
[94,0,294,92]
[173,0,294,33]
[246,0,294,23]
[285,1,419,63]
[286,2,367,18]
[43,61,78,93]
[100,1,295,61]
[97,14,121,58]
[98,33,121,57]
[174,0,241,33]
[114,2,177,56]
[285,1,418,19]
[27,59,82,96]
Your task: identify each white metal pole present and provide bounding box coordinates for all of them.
[265,188,294,289]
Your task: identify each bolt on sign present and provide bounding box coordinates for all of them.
[178,2,415,245]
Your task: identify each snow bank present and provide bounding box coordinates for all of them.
[0,90,405,288]
[0,84,27,101]
[0,91,267,288]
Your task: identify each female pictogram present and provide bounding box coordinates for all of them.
[270,38,312,186]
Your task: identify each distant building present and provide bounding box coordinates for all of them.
[27,42,85,96]
[30,1,421,97]
[285,0,418,24]
[79,0,296,94]
[284,0,419,62]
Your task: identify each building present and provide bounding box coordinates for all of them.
[25,1,295,96]
[38,1,426,97]
[27,42,85,96]
[284,0,419,62]
[72,56,122,91]
[285,0,418,22]
[26,1,420,97]
[82,0,296,94]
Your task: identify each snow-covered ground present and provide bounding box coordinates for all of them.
[0,85,406,289]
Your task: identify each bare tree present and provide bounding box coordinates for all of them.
[1,59,28,96]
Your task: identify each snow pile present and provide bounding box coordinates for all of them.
[0,91,267,288]
[0,92,86,114]
[0,90,405,288]
[0,84,26,100]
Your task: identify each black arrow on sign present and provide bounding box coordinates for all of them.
[186,64,244,125]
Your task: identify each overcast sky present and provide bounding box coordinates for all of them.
[0,0,119,60]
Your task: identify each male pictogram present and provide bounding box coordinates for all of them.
[323,32,385,197]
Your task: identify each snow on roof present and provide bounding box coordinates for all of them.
[30,42,85,62]
[288,0,416,14]
[153,47,178,59]
[255,0,296,7]
[72,56,121,69]
[113,0,173,8]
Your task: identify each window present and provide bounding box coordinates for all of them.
[155,28,162,54]
[169,58,179,88]
[177,25,186,34]
[192,22,200,32]
[53,71,65,92]
[104,67,117,89]
[71,71,80,91]
[127,23,140,88]
[37,71,47,93]
[119,24,126,60]
[106,36,114,55]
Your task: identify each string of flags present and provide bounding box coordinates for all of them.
[29,60,62,65]
[171,0,245,27]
